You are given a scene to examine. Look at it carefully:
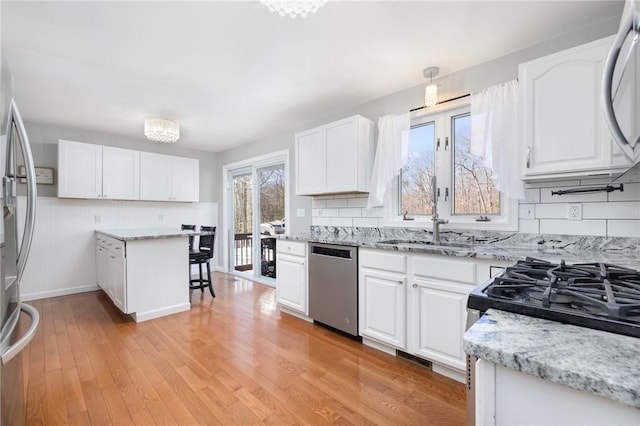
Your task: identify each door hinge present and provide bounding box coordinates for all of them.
[445,137,449,150]
[436,138,441,150]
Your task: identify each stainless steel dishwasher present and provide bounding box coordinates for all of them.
[308,242,358,336]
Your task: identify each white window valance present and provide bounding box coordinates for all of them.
[367,112,411,209]
[470,79,525,200]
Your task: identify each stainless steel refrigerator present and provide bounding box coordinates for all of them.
[0,100,39,425]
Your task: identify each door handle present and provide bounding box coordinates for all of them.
[1,303,40,365]
[8,100,37,284]
[526,147,531,169]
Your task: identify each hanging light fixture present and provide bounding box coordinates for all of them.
[260,0,327,18]
[144,118,180,143]
[423,66,439,107]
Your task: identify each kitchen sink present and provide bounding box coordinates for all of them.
[376,239,472,248]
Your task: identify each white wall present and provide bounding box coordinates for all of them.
[310,179,640,238]
[18,196,218,301]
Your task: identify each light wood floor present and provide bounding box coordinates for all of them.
[22,272,466,425]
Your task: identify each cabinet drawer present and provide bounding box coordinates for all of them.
[360,249,406,274]
[276,240,306,257]
[411,256,475,284]
[97,234,125,257]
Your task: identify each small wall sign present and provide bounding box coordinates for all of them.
[18,166,55,185]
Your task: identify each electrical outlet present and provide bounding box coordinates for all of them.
[94,215,101,224]
[567,203,582,221]
[158,214,164,222]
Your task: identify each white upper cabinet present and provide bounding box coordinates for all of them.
[140,152,199,202]
[58,139,103,199]
[520,36,632,180]
[102,146,140,200]
[295,115,374,195]
[58,140,198,202]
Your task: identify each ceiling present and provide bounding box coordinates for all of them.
[1,1,624,153]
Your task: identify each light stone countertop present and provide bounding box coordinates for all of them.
[463,309,640,409]
[96,228,205,241]
[280,228,640,269]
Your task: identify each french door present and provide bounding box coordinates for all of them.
[225,152,288,285]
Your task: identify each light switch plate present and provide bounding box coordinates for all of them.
[296,208,306,217]
[520,204,535,220]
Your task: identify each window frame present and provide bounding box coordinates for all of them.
[383,99,518,231]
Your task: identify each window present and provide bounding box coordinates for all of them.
[392,100,516,230]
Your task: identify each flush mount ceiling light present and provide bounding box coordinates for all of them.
[423,66,440,107]
[144,118,180,143]
[261,0,328,18]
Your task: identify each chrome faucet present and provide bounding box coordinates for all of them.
[431,177,448,243]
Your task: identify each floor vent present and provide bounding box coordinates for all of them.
[396,350,433,369]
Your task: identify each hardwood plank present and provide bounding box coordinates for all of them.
[24,273,466,425]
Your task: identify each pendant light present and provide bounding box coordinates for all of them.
[144,118,180,143]
[423,66,439,107]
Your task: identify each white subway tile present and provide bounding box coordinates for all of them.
[524,180,581,189]
[540,219,607,236]
[523,188,540,203]
[311,217,331,226]
[321,208,340,217]
[609,183,640,202]
[339,208,362,217]
[535,204,567,219]
[363,207,385,218]
[311,208,321,217]
[583,201,640,220]
[311,199,327,208]
[607,220,640,238]
[330,217,353,227]
[347,197,369,208]
[353,218,379,228]
[540,187,607,203]
[518,219,539,234]
[326,199,348,208]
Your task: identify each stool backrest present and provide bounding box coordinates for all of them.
[181,224,196,250]
[199,226,216,259]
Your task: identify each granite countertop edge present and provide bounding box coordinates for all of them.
[96,228,199,241]
[463,309,640,409]
[278,234,639,267]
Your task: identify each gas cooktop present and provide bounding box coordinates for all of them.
[468,257,640,338]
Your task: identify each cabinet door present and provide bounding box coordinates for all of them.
[102,146,140,200]
[112,255,127,313]
[295,127,325,195]
[276,254,307,314]
[409,279,469,371]
[359,268,406,348]
[96,245,107,291]
[170,156,199,202]
[521,37,619,178]
[325,117,358,192]
[139,152,172,201]
[58,140,103,199]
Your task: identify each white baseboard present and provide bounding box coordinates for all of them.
[279,306,313,323]
[362,337,397,356]
[432,362,465,384]
[130,302,191,323]
[21,283,100,302]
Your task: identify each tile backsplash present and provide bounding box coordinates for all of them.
[310,178,640,238]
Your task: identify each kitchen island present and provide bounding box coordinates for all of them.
[95,228,201,322]
[464,309,640,425]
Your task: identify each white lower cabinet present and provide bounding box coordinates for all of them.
[276,240,308,315]
[96,234,127,312]
[359,249,407,349]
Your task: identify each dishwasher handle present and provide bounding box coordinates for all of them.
[310,245,353,259]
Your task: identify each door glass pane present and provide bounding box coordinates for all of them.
[400,122,436,216]
[452,113,500,215]
[258,164,285,279]
[233,173,253,273]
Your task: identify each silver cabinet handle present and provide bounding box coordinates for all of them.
[8,101,37,284]
[397,280,403,286]
[526,147,531,168]
[412,283,418,288]
[2,303,39,365]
